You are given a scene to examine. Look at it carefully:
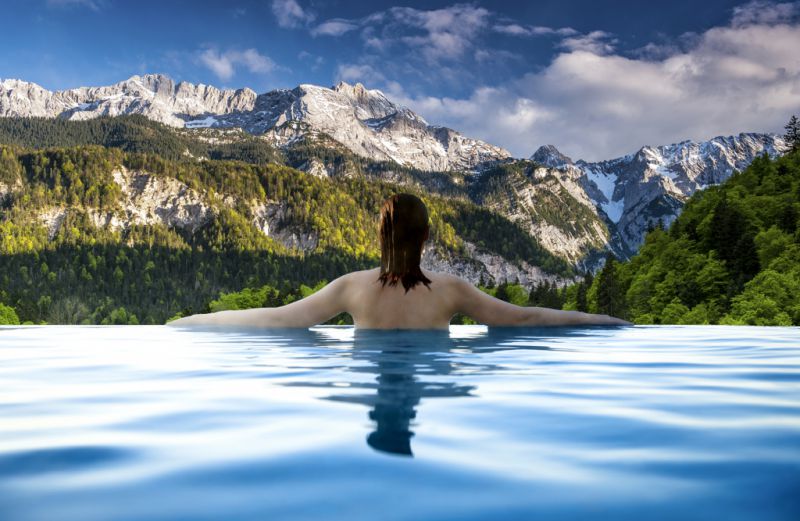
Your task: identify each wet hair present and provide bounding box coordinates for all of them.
[378,193,432,292]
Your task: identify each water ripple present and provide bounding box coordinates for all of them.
[1,325,799,521]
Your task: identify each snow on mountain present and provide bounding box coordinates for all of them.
[0,75,510,172]
[531,133,787,258]
[0,74,256,127]
[195,81,511,171]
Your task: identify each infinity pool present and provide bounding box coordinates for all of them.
[1,325,799,521]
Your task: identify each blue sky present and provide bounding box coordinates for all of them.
[2,0,799,159]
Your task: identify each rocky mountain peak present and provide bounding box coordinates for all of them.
[332,80,370,96]
[531,145,574,168]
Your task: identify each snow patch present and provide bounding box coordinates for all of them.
[655,163,678,180]
[601,199,625,223]
[185,116,218,128]
[585,167,617,201]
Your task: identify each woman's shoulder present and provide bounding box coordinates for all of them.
[421,269,470,288]
[337,268,381,283]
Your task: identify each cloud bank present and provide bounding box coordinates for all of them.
[313,1,800,160]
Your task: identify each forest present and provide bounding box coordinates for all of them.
[562,149,800,325]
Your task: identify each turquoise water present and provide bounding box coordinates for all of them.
[1,325,799,521]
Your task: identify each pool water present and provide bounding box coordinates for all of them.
[1,325,799,521]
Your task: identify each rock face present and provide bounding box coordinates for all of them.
[0,178,22,203]
[0,75,510,171]
[469,162,612,267]
[529,133,786,258]
[36,168,214,237]
[421,243,562,288]
[250,201,320,251]
[111,167,213,232]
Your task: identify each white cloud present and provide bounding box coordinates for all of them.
[271,0,315,29]
[558,30,617,54]
[199,48,275,81]
[493,23,529,36]
[384,13,800,161]
[732,0,800,26]
[494,23,577,37]
[474,48,520,64]
[391,4,491,61]
[311,19,359,37]
[312,4,490,63]
[238,49,274,73]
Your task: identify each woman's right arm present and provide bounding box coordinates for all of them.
[454,278,631,326]
[168,274,351,328]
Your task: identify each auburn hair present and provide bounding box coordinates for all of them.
[378,194,432,292]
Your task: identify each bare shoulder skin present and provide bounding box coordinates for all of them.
[168,269,630,328]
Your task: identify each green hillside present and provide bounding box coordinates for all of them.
[0,143,569,324]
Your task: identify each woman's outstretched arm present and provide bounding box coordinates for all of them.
[454,278,631,326]
[168,275,351,328]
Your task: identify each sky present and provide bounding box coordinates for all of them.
[1,0,799,160]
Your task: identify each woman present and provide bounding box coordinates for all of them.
[170,194,630,329]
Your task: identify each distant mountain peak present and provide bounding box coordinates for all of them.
[531,144,574,168]
[561,132,786,256]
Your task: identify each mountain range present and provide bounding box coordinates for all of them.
[0,73,787,268]
[0,74,509,172]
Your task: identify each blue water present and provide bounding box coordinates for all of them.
[1,325,799,521]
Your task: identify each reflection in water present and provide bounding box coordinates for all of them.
[300,327,571,457]
[346,331,473,456]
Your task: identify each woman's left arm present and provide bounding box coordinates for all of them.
[168,275,351,328]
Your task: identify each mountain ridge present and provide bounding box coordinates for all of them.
[0,73,510,172]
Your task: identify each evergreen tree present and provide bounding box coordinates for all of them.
[594,253,624,318]
[784,115,800,153]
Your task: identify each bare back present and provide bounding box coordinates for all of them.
[344,268,461,329]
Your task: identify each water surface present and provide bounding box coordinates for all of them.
[1,325,799,520]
